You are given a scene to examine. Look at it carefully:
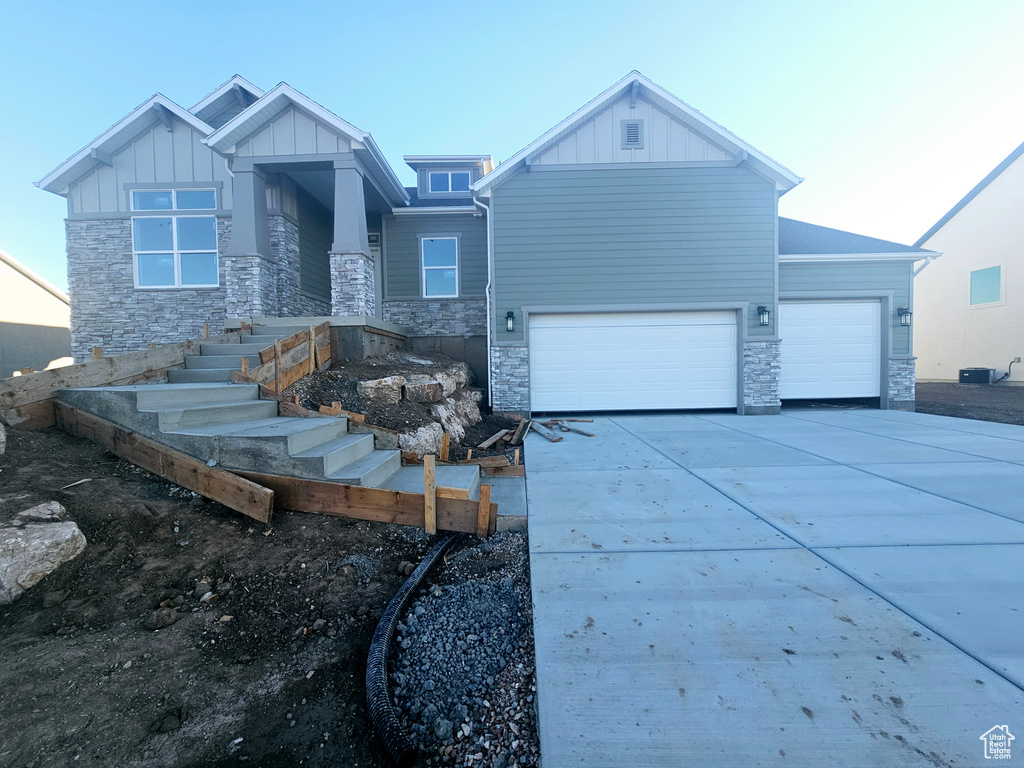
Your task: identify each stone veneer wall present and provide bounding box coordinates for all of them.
[330,252,374,317]
[888,356,916,409]
[66,218,230,362]
[490,345,530,413]
[269,214,330,317]
[382,299,487,337]
[743,338,781,415]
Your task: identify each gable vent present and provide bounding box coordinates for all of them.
[621,119,644,150]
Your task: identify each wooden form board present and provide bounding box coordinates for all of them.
[249,323,331,391]
[0,334,240,430]
[233,470,498,536]
[54,403,274,524]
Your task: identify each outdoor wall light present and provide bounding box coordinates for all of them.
[897,307,912,327]
[506,310,516,332]
[756,305,771,327]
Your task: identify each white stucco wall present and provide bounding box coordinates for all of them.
[915,151,1024,382]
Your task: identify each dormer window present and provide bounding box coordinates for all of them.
[428,171,471,194]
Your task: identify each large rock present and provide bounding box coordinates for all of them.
[403,375,444,403]
[0,502,87,605]
[434,363,474,397]
[430,390,483,443]
[398,422,444,456]
[356,375,407,406]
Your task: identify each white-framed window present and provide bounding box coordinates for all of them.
[420,236,459,298]
[428,171,471,194]
[131,189,218,289]
[969,265,1002,306]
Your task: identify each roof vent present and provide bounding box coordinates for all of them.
[621,119,644,150]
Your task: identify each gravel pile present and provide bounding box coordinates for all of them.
[389,532,538,767]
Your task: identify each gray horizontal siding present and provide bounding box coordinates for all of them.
[779,261,913,355]
[492,165,777,341]
[68,120,231,214]
[297,189,332,302]
[383,213,487,299]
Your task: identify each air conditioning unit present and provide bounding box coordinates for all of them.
[959,367,995,384]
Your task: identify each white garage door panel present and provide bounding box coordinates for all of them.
[529,312,737,411]
[779,301,881,399]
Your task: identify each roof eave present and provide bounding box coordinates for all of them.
[189,75,265,114]
[779,251,941,262]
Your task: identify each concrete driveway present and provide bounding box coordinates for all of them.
[525,408,1024,767]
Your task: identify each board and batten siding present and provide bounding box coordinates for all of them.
[491,165,777,342]
[68,120,231,214]
[297,188,332,302]
[235,106,351,158]
[383,213,488,298]
[532,94,731,166]
[779,260,913,355]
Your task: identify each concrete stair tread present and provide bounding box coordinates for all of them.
[168,416,320,437]
[168,369,236,383]
[200,342,270,355]
[291,432,373,458]
[68,382,239,394]
[140,399,269,415]
[378,465,481,500]
[325,450,400,486]
[186,354,261,369]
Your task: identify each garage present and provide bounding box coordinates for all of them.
[779,301,881,399]
[528,311,738,412]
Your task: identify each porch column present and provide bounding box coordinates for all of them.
[329,162,375,317]
[225,168,277,318]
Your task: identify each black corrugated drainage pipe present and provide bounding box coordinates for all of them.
[366,533,458,767]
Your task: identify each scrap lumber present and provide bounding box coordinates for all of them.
[54,403,274,523]
[233,471,497,535]
[424,454,437,534]
[457,455,511,468]
[91,347,103,360]
[477,484,492,538]
[529,421,563,442]
[439,433,450,462]
[558,423,596,438]
[318,402,366,423]
[477,429,510,450]
[483,463,526,478]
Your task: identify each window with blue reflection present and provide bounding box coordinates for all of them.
[175,189,217,210]
[132,190,173,210]
[970,266,1001,305]
[133,218,173,251]
[180,253,218,286]
[137,253,175,287]
[422,237,458,297]
[176,217,217,251]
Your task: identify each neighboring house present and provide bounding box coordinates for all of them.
[0,249,72,377]
[914,140,1024,382]
[37,71,936,414]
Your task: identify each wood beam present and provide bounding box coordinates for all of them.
[152,103,173,132]
[90,147,113,166]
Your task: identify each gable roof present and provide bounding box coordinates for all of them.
[915,138,1024,247]
[204,82,409,205]
[36,94,214,196]
[0,248,70,304]
[472,70,803,196]
[779,217,938,259]
[189,75,265,118]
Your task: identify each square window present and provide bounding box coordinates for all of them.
[132,190,173,210]
[175,189,217,210]
[450,172,470,192]
[176,217,217,250]
[137,253,175,287]
[429,173,450,193]
[133,217,173,251]
[424,268,457,296]
[970,266,1001,305]
[180,252,218,286]
[421,236,458,297]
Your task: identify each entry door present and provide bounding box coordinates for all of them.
[779,301,881,398]
[529,311,738,411]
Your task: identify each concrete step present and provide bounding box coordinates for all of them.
[168,368,235,383]
[185,354,261,369]
[378,464,482,501]
[170,415,348,452]
[133,383,259,410]
[200,342,269,356]
[251,325,318,338]
[326,449,402,487]
[147,400,279,431]
[292,433,377,476]
[241,334,304,347]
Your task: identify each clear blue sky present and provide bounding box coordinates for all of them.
[3,0,1023,290]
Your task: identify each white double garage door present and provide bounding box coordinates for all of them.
[528,302,881,411]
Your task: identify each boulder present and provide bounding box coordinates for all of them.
[398,422,444,456]
[356,375,407,405]
[434,363,474,397]
[0,502,87,605]
[403,375,445,403]
[430,390,483,443]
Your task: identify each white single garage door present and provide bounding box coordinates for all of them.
[779,301,881,399]
[529,311,737,411]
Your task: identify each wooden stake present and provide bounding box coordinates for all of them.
[274,339,282,392]
[477,429,510,450]
[466,448,473,460]
[91,347,103,360]
[18,367,34,375]
[477,484,492,538]
[202,323,210,338]
[240,357,249,376]
[513,448,520,466]
[424,454,436,535]
[440,432,451,462]
[148,343,157,349]
[510,419,531,446]
[308,325,316,376]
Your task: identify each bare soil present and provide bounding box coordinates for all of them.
[0,426,529,767]
[915,382,1024,426]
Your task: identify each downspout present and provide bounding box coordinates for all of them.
[473,196,493,408]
